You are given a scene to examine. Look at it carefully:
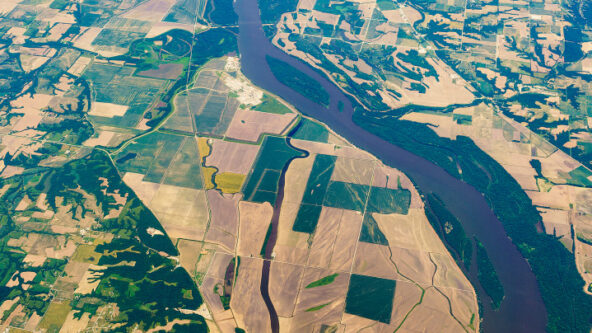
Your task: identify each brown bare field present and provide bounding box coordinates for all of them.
[60,260,90,284]
[527,185,572,210]
[437,285,479,329]
[205,228,236,253]
[74,265,103,294]
[206,139,260,174]
[206,252,234,279]
[225,109,297,142]
[373,210,448,253]
[269,261,303,317]
[122,172,160,204]
[83,130,116,147]
[230,257,271,333]
[371,165,404,189]
[237,201,273,257]
[331,157,375,185]
[389,279,425,329]
[290,267,349,332]
[200,276,226,314]
[122,0,176,22]
[145,22,197,38]
[177,239,202,276]
[60,311,91,333]
[206,190,239,234]
[351,242,400,280]
[23,254,46,267]
[283,153,315,204]
[397,288,465,333]
[429,252,471,290]
[45,237,77,259]
[307,207,343,268]
[195,244,217,276]
[329,210,362,272]
[137,63,184,80]
[20,55,50,72]
[538,207,571,238]
[88,102,128,118]
[274,202,311,265]
[148,185,208,241]
[388,247,434,286]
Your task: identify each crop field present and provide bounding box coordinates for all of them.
[84,62,169,128]
[345,274,396,323]
[242,136,306,204]
[114,132,185,182]
[292,118,330,143]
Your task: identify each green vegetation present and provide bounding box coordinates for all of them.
[323,181,369,212]
[359,215,389,245]
[292,118,330,143]
[376,0,397,10]
[260,223,273,257]
[305,303,330,312]
[253,94,292,114]
[366,187,411,214]
[206,0,238,26]
[475,239,504,309]
[354,110,592,332]
[242,136,306,204]
[424,194,473,270]
[292,154,336,233]
[113,132,204,188]
[258,0,298,24]
[344,274,396,324]
[266,55,330,107]
[305,273,338,288]
[38,302,71,332]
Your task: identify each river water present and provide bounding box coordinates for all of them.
[235,0,547,331]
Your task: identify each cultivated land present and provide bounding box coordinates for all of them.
[0,0,502,332]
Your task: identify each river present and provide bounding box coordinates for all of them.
[235,0,547,331]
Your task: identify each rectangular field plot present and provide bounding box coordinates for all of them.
[292,154,337,233]
[162,138,203,189]
[114,132,184,182]
[164,89,208,133]
[242,136,306,204]
[194,92,238,135]
[84,63,168,128]
[345,274,396,324]
[301,154,337,205]
[366,187,411,214]
[293,203,323,233]
[323,181,370,212]
[292,118,329,143]
[359,215,389,245]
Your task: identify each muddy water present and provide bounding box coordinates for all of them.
[235,0,547,331]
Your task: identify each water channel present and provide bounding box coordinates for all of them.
[235,1,547,331]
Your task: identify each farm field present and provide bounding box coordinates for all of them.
[7,0,576,332]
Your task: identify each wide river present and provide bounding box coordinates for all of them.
[235,0,547,331]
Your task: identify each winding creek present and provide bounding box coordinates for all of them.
[235,0,547,331]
